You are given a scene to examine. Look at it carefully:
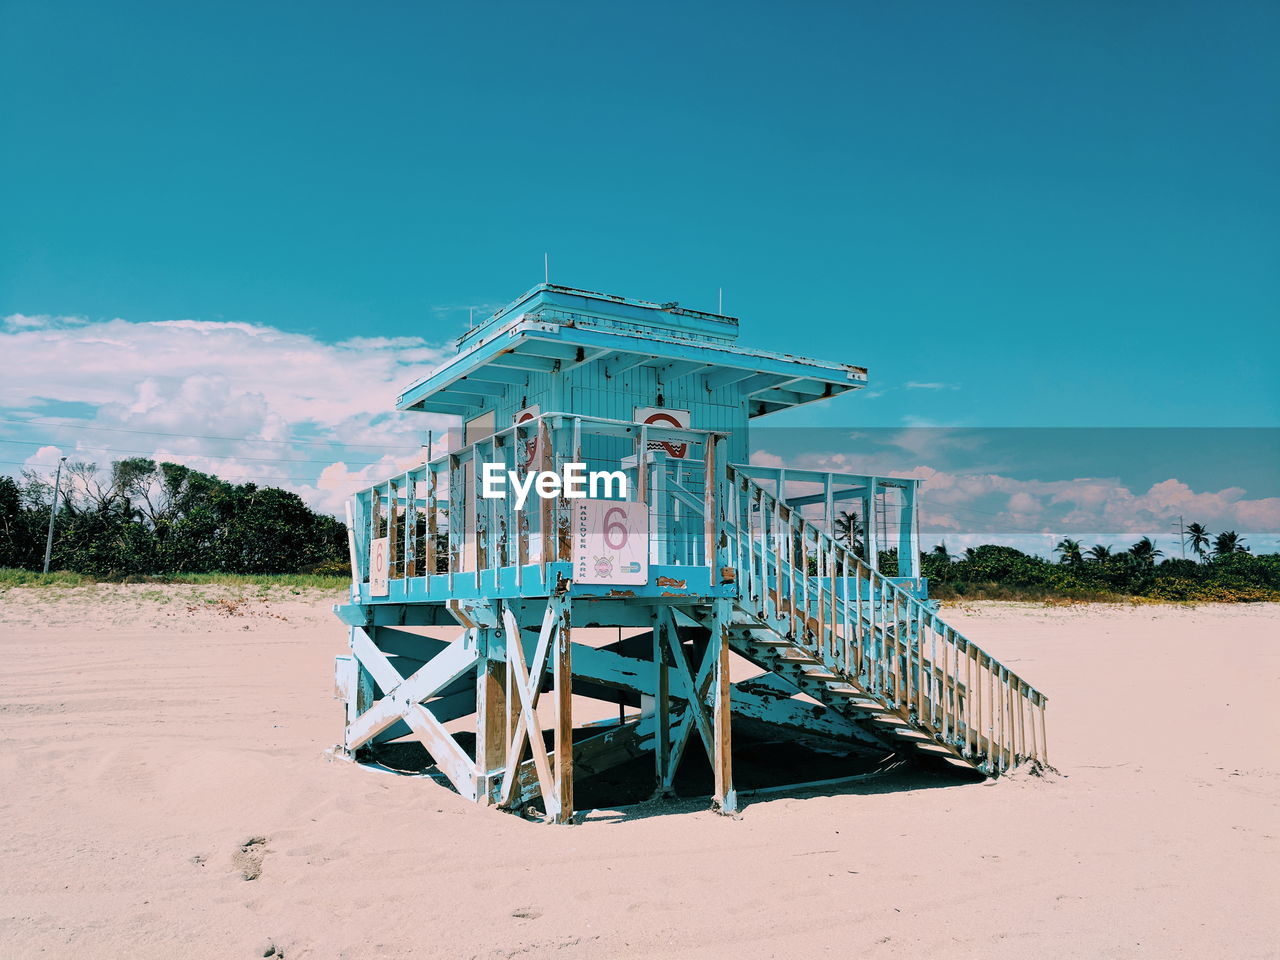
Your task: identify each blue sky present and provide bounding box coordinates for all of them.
[4,0,1277,427]
[1,1,1277,544]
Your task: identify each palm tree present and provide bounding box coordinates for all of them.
[1213,531,1248,556]
[1128,536,1163,564]
[833,510,864,556]
[1054,537,1083,565]
[1087,544,1113,562]
[931,543,954,560]
[1185,522,1210,561]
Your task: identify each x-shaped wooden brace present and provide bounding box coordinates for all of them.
[657,608,720,792]
[497,598,564,819]
[346,626,480,801]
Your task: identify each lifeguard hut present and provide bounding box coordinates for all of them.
[334,285,1048,822]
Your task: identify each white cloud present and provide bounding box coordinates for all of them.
[747,443,1279,552]
[1,313,458,514]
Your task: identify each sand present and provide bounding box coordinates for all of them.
[1,587,1277,959]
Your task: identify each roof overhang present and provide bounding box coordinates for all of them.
[397,307,867,418]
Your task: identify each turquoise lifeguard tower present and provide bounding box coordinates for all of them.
[334,285,1048,822]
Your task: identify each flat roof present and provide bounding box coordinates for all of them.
[398,285,867,418]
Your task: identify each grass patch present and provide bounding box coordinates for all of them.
[0,568,91,588]
[930,582,1135,603]
[0,568,348,590]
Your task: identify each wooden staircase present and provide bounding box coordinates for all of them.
[702,466,1049,777]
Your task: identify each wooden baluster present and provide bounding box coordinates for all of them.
[998,668,1009,772]
[816,537,826,657]
[387,480,399,579]
[755,489,766,615]
[799,527,810,644]
[898,591,908,709]
[1018,686,1029,768]
[538,420,553,565]
[403,470,416,579]
[916,604,926,724]
[841,550,852,674]
[702,431,715,569]
[889,589,901,707]
[949,632,960,743]
[965,643,975,756]
[870,576,881,695]
[899,593,909,710]
[1005,678,1015,763]
[425,466,438,580]
[787,511,799,639]
[853,562,863,680]
[947,635,958,746]
[985,656,995,769]
[1009,674,1018,768]
[932,622,943,737]
[1038,698,1049,764]
[774,497,784,624]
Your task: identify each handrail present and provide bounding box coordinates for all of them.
[348,410,722,502]
[724,464,1048,773]
[347,412,729,589]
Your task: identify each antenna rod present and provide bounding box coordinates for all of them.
[544,253,549,284]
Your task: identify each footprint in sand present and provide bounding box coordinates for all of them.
[233,836,269,881]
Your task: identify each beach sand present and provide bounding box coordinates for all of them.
[1,587,1276,959]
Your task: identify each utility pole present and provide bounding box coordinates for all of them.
[1171,515,1186,559]
[42,456,67,574]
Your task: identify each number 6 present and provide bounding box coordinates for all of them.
[603,507,628,550]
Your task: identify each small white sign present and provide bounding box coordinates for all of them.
[634,406,691,459]
[369,536,390,596]
[573,499,649,585]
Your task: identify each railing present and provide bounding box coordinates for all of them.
[733,465,922,580]
[346,412,726,594]
[723,465,1048,773]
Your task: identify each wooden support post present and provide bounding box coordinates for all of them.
[538,419,555,564]
[425,466,438,577]
[652,606,671,795]
[475,625,507,804]
[710,598,737,815]
[552,592,574,823]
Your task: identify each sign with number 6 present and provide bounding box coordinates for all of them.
[573,499,649,585]
[369,536,390,596]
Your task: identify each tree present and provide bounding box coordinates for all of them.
[1185,522,1210,561]
[1054,538,1083,565]
[1087,544,1113,562]
[1214,531,1249,556]
[6,458,349,577]
[833,510,864,557]
[1128,536,1163,564]
[0,475,20,567]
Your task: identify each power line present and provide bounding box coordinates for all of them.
[0,436,392,466]
[0,414,417,449]
[0,457,379,485]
